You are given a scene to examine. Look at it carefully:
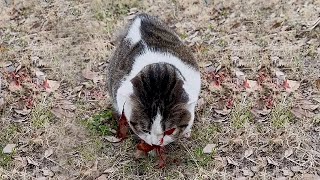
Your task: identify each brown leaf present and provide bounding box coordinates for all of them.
[14,108,31,115]
[45,80,60,93]
[298,100,319,111]
[93,75,103,84]
[251,108,271,117]
[209,81,222,91]
[244,148,253,158]
[44,149,53,158]
[42,167,54,177]
[35,70,46,81]
[245,80,259,92]
[291,107,314,119]
[301,174,320,180]
[3,144,16,154]
[242,168,254,177]
[226,156,239,166]
[214,108,231,115]
[284,80,300,93]
[96,174,108,180]
[316,79,320,91]
[266,156,279,166]
[203,144,216,154]
[291,166,303,172]
[26,156,39,166]
[57,100,77,111]
[284,148,293,158]
[51,107,74,119]
[104,136,121,143]
[9,81,22,92]
[134,149,147,159]
[82,68,99,81]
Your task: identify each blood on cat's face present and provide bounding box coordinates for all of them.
[127,106,191,146]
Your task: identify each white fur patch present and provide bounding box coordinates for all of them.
[150,111,163,145]
[125,17,142,45]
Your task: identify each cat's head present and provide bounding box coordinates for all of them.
[122,63,196,146]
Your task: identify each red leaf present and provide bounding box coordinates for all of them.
[137,141,155,152]
[116,111,129,140]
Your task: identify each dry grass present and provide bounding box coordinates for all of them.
[0,0,319,179]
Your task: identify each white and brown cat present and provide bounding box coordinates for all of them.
[107,13,201,167]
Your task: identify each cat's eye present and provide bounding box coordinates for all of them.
[142,129,150,134]
[179,124,188,129]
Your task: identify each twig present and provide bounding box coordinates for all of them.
[308,17,320,31]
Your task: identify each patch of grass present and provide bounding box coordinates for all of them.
[31,106,53,129]
[192,147,213,167]
[0,124,19,143]
[93,0,140,22]
[83,110,114,136]
[271,104,294,128]
[0,145,14,169]
[231,106,252,129]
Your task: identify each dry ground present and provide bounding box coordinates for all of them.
[0,0,320,179]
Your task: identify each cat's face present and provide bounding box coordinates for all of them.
[125,98,193,146]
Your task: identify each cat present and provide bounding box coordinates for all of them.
[107,13,201,147]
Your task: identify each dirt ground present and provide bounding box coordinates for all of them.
[0,0,319,179]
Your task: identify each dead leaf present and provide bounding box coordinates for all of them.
[14,108,31,115]
[244,148,253,158]
[3,144,16,154]
[214,108,231,115]
[284,80,300,93]
[14,156,28,168]
[266,156,279,166]
[45,80,60,93]
[93,75,103,84]
[44,149,53,158]
[36,177,48,180]
[96,174,108,180]
[235,177,246,180]
[275,70,286,81]
[9,81,22,92]
[251,108,271,116]
[291,107,314,119]
[226,156,239,166]
[51,107,74,119]
[104,136,121,143]
[35,70,46,81]
[275,177,287,180]
[282,168,294,177]
[134,149,147,159]
[316,79,320,91]
[83,160,98,176]
[301,174,320,180]
[82,68,99,81]
[245,80,259,92]
[26,156,39,166]
[284,148,293,158]
[203,144,216,154]
[235,70,246,80]
[298,100,319,111]
[42,167,54,177]
[209,81,222,91]
[291,166,303,172]
[57,100,76,111]
[242,168,254,177]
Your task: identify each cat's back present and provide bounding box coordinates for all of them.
[107,13,200,111]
